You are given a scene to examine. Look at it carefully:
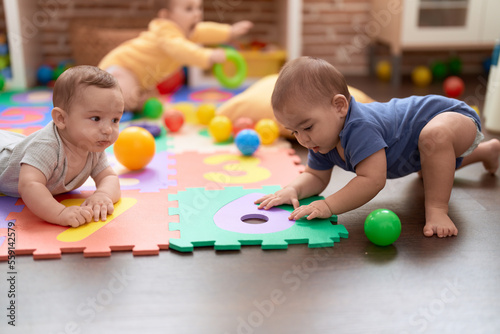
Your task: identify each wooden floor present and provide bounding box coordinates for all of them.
[3,75,500,334]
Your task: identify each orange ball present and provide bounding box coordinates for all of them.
[114,126,156,170]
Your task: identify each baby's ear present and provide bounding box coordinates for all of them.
[332,94,348,116]
[51,107,67,129]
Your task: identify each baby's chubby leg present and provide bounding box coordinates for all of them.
[418,112,478,238]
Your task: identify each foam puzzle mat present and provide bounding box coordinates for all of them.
[0,87,348,259]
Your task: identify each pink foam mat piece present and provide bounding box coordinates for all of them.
[171,148,305,190]
[0,190,179,260]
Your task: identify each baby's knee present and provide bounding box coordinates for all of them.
[418,124,454,155]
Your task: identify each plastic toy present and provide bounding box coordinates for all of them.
[376,60,391,82]
[470,105,480,116]
[448,56,462,76]
[163,109,185,132]
[430,61,448,81]
[233,116,254,136]
[208,115,233,142]
[213,48,247,89]
[196,103,216,125]
[142,97,163,119]
[114,126,156,170]
[235,129,260,156]
[37,65,54,85]
[364,209,401,246]
[0,73,4,91]
[128,122,162,137]
[254,118,279,145]
[411,66,432,87]
[443,76,464,98]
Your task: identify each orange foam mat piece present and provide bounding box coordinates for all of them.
[171,148,305,190]
[0,189,179,260]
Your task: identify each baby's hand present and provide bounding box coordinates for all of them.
[231,20,253,38]
[57,206,93,228]
[82,192,115,222]
[288,200,332,221]
[255,187,299,210]
[210,48,227,64]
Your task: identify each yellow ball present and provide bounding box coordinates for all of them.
[173,102,197,124]
[470,105,480,116]
[376,61,391,82]
[255,118,279,145]
[411,66,432,87]
[208,115,233,142]
[113,126,156,170]
[196,103,216,125]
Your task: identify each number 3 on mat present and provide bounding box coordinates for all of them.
[203,154,271,184]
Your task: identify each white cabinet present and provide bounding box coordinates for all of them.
[371,0,500,85]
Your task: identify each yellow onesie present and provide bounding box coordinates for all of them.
[98,18,231,90]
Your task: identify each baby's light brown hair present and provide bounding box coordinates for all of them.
[52,65,119,112]
[271,57,351,114]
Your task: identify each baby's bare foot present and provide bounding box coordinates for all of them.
[482,139,500,174]
[423,212,458,238]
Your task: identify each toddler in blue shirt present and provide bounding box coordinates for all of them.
[256,57,500,238]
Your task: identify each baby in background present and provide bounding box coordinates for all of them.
[0,65,124,227]
[256,57,500,238]
[98,0,253,111]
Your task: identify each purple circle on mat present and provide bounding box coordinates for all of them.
[213,193,295,234]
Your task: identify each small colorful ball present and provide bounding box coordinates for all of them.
[443,76,464,99]
[470,105,480,116]
[196,103,216,125]
[235,129,260,156]
[37,65,54,85]
[411,66,432,87]
[0,73,4,91]
[376,60,391,82]
[448,56,462,76]
[232,117,254,136]
[142,97,164,119]
[430,61,448,81]
[173,102,197,124]
[114,126,156,170]
[163,109,185,132]
[208,115,233,142]
[364,209,401,246]
[254,118,279,145]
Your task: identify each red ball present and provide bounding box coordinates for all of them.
[443,76,465,99]
[163,109,184,132]
[232,117,254,136]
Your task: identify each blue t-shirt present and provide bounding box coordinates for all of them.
[307,95,481,179]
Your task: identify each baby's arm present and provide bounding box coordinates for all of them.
[230,21,253,39]
[18,164,92,227]
[255,166,333,209]
[289,149,387,220]
[82,166,121,222]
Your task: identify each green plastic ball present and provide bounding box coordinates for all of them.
[0,74,4,91]
[431,61,448,81]
[142,97,164,119]
[448,56,462,76]
[364,209,401,246]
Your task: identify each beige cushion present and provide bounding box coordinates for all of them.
[217,74,375,139]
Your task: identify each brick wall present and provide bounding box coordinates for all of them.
[0,0,491,75]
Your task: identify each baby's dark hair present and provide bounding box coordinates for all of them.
[271,57,351,114]
[52,65,119,112]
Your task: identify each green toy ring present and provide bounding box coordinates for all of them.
[213,48,247,89]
